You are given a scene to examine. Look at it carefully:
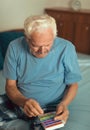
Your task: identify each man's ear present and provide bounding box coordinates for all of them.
[25,36,32,45]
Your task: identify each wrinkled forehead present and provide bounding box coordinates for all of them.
[29,28,54,45]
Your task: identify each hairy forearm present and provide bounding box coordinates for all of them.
[61,83,78,106]
[6,84,28,107]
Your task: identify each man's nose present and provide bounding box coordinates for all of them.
[39,46,45,53]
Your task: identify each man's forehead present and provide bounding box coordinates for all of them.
[31,28,53,39]
[30,35,54,47]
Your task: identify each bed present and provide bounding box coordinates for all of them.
[0,29,24,94]
[63,53,90,130]
[0,30,90,130]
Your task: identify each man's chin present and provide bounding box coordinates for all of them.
[34,53,48,58]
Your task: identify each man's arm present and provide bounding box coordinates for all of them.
[55,83,78,122]
[5,79,43,117]
[61,83,78,106]
[5,79,28,107]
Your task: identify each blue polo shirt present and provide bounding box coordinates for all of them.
[3,37,81,107]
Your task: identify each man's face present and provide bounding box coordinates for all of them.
[27,28,54,58]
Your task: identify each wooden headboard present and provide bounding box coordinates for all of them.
[0,28,24,58]
[0,28,24,33]
[45,7,90,55]
[0,29,24,70]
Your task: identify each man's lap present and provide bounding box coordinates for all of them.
[0,119,30,130]
[0,94,58,130]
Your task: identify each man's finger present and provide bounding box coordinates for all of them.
[33,101,44,114]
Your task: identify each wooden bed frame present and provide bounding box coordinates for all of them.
[0,29,24,33]
[45,7,90,55]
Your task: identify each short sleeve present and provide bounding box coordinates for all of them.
[63,43,82,84]
[3,43,17,80]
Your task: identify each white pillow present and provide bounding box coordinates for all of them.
[77,53,90,66]
[77,53,90,60]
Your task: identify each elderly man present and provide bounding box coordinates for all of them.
[2,14,81,130]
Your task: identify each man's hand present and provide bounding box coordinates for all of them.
[54,102,69,124]
[23,98,44,117]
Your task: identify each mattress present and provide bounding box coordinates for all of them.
[61,53,90,130]
[0,53,90,130]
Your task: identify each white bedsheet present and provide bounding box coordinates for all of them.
[62,53,90,130]
[0,71,5,94]
[77,53,90,66]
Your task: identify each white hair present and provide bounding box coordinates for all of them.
[24,14,57,38]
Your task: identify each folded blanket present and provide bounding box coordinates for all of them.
[0,94,24,126]
[0,94,55,130]
[0,94,57,128]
